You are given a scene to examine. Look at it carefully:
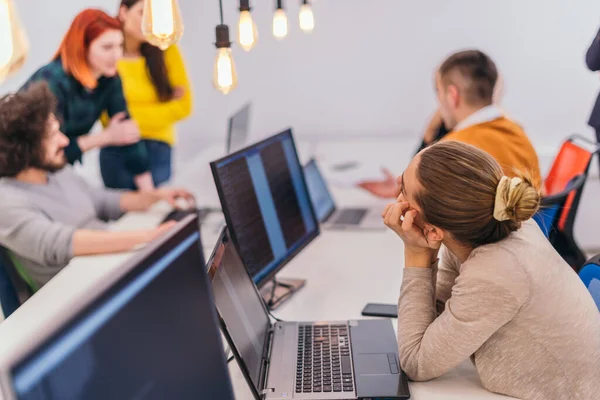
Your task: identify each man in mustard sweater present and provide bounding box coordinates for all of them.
[360,50,542,198]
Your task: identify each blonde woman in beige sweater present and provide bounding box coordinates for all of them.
[382,141,600,400]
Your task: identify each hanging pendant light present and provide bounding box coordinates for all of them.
[141,0,184,50]
[0,0,29,83]
[299,0,314,33]
[213,0,237,95]
[238,0,258,52]
[272,0,288,40]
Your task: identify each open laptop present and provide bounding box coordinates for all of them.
[209,227,410,400]
[227,102,252,154]
[303,159,384,230]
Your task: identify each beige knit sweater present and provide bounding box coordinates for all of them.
[398,220,600,399]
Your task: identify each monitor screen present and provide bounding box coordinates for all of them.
[227,103,252,154]
[10,217,234,400]
[303,160,336,222]
[211,129,319,287]
[209,228,270,392]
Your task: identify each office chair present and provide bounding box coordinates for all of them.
[0,248,32,318]
[579,254,600,312]
[534,135,597,271]
[0,252,21,319]
[536,174,588,269]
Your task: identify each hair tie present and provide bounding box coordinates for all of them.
[493,176,522,221]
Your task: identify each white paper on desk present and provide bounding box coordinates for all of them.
[323,164,387,188]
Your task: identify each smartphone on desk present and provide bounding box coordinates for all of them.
[361,303,398,318]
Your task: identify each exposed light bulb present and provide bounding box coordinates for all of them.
[238,10,258,52]
[0,0,29,83]
[214,48,237,94]
[272,8,288,39]
[299,3,315,33]
[0,1,13,69]
[141,0,184,50]
[213,25,237,95]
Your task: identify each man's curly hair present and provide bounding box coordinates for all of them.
[0,82,57,177]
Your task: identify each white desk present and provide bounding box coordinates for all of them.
[0,140,515,400]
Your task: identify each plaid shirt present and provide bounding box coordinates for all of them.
[21,59,150,175]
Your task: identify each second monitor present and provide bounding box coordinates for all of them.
[210,128,319,308]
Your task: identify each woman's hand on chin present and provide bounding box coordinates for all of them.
[382,201,440,267]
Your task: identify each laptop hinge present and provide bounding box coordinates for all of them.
[259,326,276,397]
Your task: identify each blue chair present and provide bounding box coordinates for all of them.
[533,205,560,238]
[533,173,586,238]
[579,255,600,312]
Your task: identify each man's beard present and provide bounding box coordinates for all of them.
[41,161,67,173]
[38,154,67,173]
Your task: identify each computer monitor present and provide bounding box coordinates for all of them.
[210,129,319,307]
[227,102,252,154]
[2,215,235,400]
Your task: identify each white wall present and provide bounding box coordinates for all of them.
[3,0,600,157]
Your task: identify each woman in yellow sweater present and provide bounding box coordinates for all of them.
[100,0,193,189]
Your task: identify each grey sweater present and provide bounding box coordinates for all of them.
[0,168,123,288]
[398,220,600,400]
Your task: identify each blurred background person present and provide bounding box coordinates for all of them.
[100,0,193,189]
[21,8,154,191]
[415,73,504,154]
[586,23,600,171]
[360,51,539,199]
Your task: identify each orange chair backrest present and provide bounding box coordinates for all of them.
[543,140,592,231]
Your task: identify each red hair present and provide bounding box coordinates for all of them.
[53,9,122,90]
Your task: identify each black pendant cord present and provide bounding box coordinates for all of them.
[219,0,224,25]
[215,0,230,49]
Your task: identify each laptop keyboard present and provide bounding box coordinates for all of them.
[296,324,355,394]
[333,209,367,225]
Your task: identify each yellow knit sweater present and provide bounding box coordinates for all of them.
[102,45,192,145]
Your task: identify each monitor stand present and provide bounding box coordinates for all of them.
[260,277,306,310]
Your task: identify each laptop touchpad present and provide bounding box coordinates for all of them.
[355,353,394,375]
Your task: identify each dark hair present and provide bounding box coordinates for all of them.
[0,82,57,177]
[415,141,540,248]
[439,50,498,106]
[120,0,174,101]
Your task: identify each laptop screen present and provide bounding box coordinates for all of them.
[303,160,336,222]
[209,229,270,393]
[227,103,251,154]
[211,129,319,287]
[10,218,235,400]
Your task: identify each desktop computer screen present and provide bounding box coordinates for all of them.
[8,216,234,400]
[210,129,319,287]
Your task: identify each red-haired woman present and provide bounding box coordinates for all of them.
[21,8,153,190]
